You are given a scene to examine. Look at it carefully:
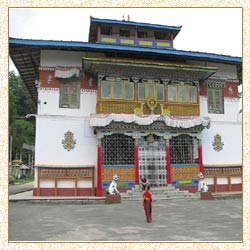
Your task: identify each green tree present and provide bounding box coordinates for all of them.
[9,71,36,163]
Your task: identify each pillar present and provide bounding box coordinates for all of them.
[164,135,171,185]
[96,134,104,196]
[198,138,204,174]
[133,134,140,185]
[97,25,101,43]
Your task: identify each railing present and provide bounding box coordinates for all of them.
[37,167,95,196]
[203,166,242,192]
[204,167,242,177]
[97,100,199,116]
[99,35,173,49]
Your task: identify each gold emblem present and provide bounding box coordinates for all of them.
[212,133,224,152]
[146,96,158,108]
[62,130,76,151]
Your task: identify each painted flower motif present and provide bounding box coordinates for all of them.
[62,130,76,151]
[212,133,224,152]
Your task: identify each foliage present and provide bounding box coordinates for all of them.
[14,175,34,185]
[9,71,36,163]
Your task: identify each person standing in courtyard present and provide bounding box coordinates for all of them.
[140,174,149,190]
[143,185,152,223]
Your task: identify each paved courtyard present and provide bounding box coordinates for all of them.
[9,199,242,242]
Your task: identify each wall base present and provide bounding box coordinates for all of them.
[33,188,95,196]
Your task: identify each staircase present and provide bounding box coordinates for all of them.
[120,185,200,201]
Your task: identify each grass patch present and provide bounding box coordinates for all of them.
[14,176,34,185]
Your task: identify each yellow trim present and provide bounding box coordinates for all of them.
[179,180,193,184]
[157,42,171,47]
[120,39,135,45]
[139,41,153,46]
[102,37,117,43]
[82,57,218,71]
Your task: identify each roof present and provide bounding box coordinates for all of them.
[90,17,182,31]
[9,37,242,102]
[89,17,182,42]
[83,57,218,81]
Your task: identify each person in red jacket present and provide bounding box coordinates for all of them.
[143,185,152,223]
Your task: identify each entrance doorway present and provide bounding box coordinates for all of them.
[139,135,167,186]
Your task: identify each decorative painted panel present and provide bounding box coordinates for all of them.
[156,41,171,48]
[168,104,199,116]
[101,165,135,188]
[212,133,224,152]
[99,101,139,113]
[39,167,93,178]
[138,40,153,47]
[62,130,76,151]
[171,164,200,186]
[120,38,135,45]
[100,36,117,44]
[204,167,242,177]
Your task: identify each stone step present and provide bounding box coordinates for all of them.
[121,185,200,201]
[122,194,200,201]
[121,192,200,200]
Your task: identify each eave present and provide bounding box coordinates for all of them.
[9,38,242,102]
[83,57,218,81]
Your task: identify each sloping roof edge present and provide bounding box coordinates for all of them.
[90,17,182,32]
[9,38,242,64]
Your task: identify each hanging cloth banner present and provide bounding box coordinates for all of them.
[54,67,80,78]
[89,113,211,129]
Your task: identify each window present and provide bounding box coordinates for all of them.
[60,82,80,108]
[189,87,198,103]
[101,78,134,100]
[167,83,198,103]
[170,135,199,164]
[102,134,135,165]
[138,31,147,38]
[102,81,112,98]
[125,83,134,99]
[138,82,164,101]
[101,26,112,36]
[120,29,130,37]
[154,31,167,40]
[207,88,224,114]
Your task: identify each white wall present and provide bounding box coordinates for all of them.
[40,50,104,67]
[202,122,242,165]
[37,89,97,117]
[35,116,98,166]
[200,96,242,122]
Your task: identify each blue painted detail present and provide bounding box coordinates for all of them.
[204,166,242,169]
[102,165,134,168]
[9,38,242,63]
[171,164,200,167]
[102,182,109,188]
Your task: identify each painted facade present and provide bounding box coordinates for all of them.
[9,17,242,196]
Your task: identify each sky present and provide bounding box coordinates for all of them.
[9,7,242,72]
